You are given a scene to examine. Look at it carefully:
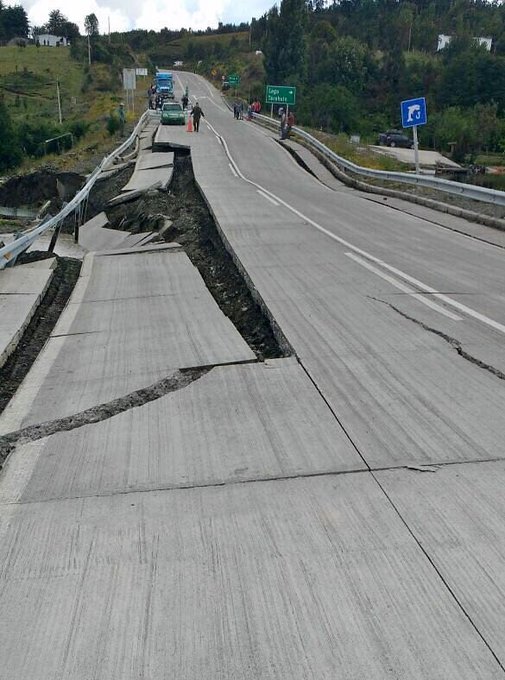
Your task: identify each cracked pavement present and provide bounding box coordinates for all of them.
[3,84,505,678]
[372,296,505,382]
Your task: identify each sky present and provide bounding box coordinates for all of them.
[18,0,276,34]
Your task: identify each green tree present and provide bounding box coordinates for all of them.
[84,13,99,37]
[265,0,308,85]
[0,98,22,170]
[473,102,502,152]
[436,38,505,110]
[326,36,369,94]
[431,106,477,161]
[299,83,360,133]
[46,9,67,34]
[0,5,29,40]
[44,9,80,40]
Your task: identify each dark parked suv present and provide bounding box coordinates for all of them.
[378,130,413,148]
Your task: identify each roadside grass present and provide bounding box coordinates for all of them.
[0,45,150,175]
[474,152,505,167]
[0,46,83,121]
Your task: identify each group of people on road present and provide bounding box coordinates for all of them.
[232,99,262,121]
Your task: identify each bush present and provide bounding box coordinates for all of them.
[16,119,65,156]
[68,119,90,139]
[106,113,120,136]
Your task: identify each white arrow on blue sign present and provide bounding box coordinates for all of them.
[401,97,427,128]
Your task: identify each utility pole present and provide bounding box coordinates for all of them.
[87,33,91,65]
[56,79,62,124]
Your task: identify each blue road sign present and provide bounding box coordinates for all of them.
[401,97,427,128]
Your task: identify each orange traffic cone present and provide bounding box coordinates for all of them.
[186,116,193,133]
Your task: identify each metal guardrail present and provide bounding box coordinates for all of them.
[254,113,505,207]
[0,110,153,270]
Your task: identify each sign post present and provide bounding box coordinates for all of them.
[400,96,427,175]
[123,68,136,113]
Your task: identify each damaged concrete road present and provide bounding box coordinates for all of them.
[3,79,505,679]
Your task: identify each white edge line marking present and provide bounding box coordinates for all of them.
[257,190,279,206]
[228,163,238,178]
[208,123,505,336]
[346,252,461,321]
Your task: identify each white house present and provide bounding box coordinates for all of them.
[475,36,493,51]
[437,34,492,52]
[437,34,452,50]
[36,34,69,47]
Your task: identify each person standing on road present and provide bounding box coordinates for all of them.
[191,102,205,132]
[287,111,295,137]
[279,108,287,139]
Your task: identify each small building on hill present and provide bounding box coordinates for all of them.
[437,34,492,51]
[36,34,69,47]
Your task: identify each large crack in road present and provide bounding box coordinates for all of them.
[0,366,213,465]
[372,296,505,381]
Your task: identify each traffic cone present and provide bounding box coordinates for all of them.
[187,116,193,133]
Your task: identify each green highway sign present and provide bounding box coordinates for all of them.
[265,85,296,105]
[228,74,240,85]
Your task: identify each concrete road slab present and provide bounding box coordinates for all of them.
[79,248,216,303]
[303,343,505,468]
[186,128,505,471]
[0,249,254,429]
[78,212,129,251]
[118,232,154,249]
[0,358,363,503]
[250,266,505,467]
[0,258,54,293]
[79,226,128,252]
[95,243,180,258]
[0,474,502,679]
[377,460,505,669]
[154,123,196,147]
[138,136,153,151]
[136,151,174,170]
[0,262,54,367]
[122,166,173,192]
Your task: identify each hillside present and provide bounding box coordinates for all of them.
[0,43,146,173]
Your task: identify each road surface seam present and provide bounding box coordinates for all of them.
[295,359,372,472]
[3,457,505,508]
[372,471,505,675]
